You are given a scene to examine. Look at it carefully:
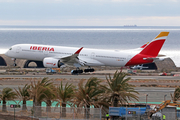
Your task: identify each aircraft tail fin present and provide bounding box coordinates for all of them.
[139,32,169,57]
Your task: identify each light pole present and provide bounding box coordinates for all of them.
[164,95,167,101]
[146,94,148,108]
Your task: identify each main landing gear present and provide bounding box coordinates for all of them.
[71,68,83,75]
[84,68,95,73]
[71,67,95,75]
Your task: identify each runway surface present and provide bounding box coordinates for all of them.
[0,74,180,80]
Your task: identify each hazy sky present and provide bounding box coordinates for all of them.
[0,0,180,26]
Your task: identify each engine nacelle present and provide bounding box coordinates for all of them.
[43,57,63,68]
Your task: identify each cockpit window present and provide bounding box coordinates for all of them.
[9,48,12,50]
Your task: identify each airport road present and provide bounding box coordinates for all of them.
[134,87,174,102]
[0,74,180,80]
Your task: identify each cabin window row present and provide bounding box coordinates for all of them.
[96,55,126,59]
[22,49,43,53]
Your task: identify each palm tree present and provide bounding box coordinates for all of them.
[43,83,56,112]
[56,81,75,117]
[14,84,30,111]
[74,77,106,118]
[29,77,54,117]
[103,71,139,107]
[0,87,17,112]
[171,87,180,103]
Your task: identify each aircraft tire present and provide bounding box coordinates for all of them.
[84,68,94,73]
[13,63,17,66]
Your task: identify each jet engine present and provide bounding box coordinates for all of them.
[43,57,63,68]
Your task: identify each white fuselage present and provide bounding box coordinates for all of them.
[4,32,169,68]
[5,44,139,67]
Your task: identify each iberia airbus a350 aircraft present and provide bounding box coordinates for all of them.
[5,32,169,73]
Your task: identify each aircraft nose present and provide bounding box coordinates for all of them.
[5,50,8,56]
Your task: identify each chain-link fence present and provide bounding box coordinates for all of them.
[1,104,180,120]
[149,111,180,120]
[0,104,102,120]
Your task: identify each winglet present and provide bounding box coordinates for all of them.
[75,47,83,54]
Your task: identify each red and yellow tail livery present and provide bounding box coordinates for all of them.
[125,32,169,66]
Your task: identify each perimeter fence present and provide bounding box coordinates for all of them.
[1,104,180,120]
[0,104,102,120]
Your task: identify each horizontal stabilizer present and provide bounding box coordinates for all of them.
[143,57,168,61]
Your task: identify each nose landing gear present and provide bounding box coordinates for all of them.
[12,58,17,66]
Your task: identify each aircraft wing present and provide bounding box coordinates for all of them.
[55,47,84,67]
[60,47,83,62]
[79,58,105,66]
[53,47,104,67]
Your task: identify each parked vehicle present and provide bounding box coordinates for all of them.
[46,68,56,74]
